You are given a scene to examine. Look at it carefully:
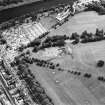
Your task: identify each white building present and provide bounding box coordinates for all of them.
[56,9,70,21]
[40,47,63,60]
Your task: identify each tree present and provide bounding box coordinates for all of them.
[70,32,79,40]
[81,30,88,39]
[95,28,104,39]
[72,38,79,44]
[97,60,104,67]
[95,28,99,36]
[56,63,60,67]
[83,73,92,78]
[97,76,105,82]
[0,39,7,45]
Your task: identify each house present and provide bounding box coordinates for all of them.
[56,8,70,21]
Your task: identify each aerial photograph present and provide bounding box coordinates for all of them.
[1,0,105,105]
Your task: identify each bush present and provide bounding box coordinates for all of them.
[83,73,92,78]
[97,60,104,67]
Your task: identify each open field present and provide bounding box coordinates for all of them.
[30,61,105,105]
[29,40,105,105]
[29,11,105,105]
[40,11,105,37]
[53,41,105,76]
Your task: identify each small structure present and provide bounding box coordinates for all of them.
[66,45,73,55]
[42,47,62,58]
[97,60,104,67]
[56,8,71,21]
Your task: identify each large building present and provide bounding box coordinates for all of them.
[56,9,70,21]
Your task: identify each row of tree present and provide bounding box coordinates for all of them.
[0,0,23,6]
[97,76,105,82]
[0,12,37,31]
[11,49,105,90]
[28,56,105,84]
[70,28,105,45]
[33,58,93,79]
[26,35,67,53]
[26,57,105,83]
[85,1,105,15]
[38,3,69,15]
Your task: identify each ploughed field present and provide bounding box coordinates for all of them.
[29,11,105,105]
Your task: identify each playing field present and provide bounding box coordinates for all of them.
[29,11,105,105]
[44,11,105,37]
[73,41,105,76]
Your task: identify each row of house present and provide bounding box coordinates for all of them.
[0,90,12,105]
[0,60,35,105]
[0,63,22,105]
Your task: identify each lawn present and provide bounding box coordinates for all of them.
[50,40,105,77]
[29,11,105,105]
[46,11,105,37]
[73,41,105,76]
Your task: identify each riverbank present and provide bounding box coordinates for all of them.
[0,0,74,24]
[0,0,41,11]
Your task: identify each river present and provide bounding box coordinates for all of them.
[0,0,74,24]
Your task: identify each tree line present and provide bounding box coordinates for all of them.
[70,28,105,45]
[0,0,23,6]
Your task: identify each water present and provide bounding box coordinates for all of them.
[0,0,74,24]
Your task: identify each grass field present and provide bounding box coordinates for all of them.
[50,41,105,77]
[73,41,105,76]
[30,40,105,105]
[29,11,105,105]
[41,11,105,37]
